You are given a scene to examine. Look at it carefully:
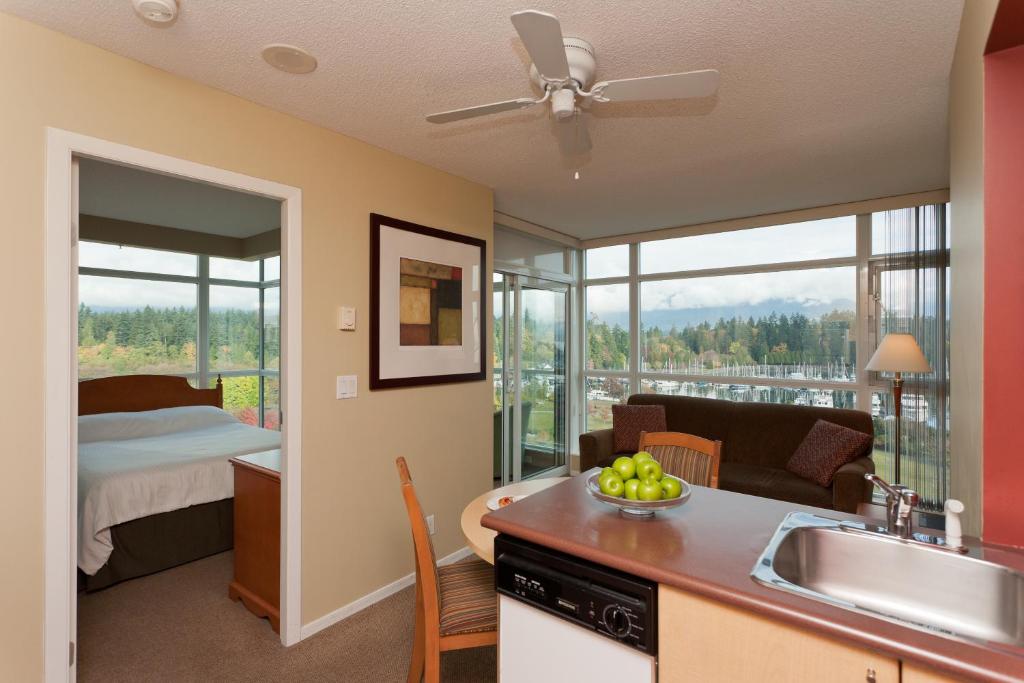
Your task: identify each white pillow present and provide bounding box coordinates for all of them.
[78,405,239,443]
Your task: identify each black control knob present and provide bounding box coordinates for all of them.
[602,605,632,638]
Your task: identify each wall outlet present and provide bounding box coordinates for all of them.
[426,514,436,535]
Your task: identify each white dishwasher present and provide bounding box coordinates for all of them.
[495,535,657,683]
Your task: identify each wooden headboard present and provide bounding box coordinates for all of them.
[78,375,223,416]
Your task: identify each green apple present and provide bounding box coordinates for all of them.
[600,467,618,480]
[636,477,663,501]
[598,469,622,494]
[635,459,663,482]
[632,451,654,465]
[660,476,683,499]
[612,456,637,481]
[599,474,626,497]
[623,478,641,500]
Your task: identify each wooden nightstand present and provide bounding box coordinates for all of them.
[228,450,281,632]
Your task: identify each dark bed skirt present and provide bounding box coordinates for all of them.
[79,498,234,592]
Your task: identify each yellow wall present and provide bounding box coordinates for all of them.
[948,0,996,536]
[0,13,493,679]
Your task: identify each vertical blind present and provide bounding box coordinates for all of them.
[871,205,949,510]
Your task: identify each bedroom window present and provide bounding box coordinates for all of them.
[78,243,282,430]
[78,275,198,379]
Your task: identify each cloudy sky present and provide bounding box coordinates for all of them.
[78,241,276,310]
[585,216,858,316]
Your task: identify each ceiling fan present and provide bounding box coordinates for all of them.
[425,10,720,157]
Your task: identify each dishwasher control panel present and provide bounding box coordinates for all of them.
[495,534,657,655]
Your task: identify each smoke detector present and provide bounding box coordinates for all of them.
[132,0,178,24]
[261,44,318,74]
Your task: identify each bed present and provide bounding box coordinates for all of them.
[77,375,281,591]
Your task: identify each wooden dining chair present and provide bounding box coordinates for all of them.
[638,431,723,489]
[395,457,497,683]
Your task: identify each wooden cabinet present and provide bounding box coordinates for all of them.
[228,450,281,632]
[658,585,900,683]
[901,663,964,683]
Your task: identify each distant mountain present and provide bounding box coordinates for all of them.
[591,298,856,330]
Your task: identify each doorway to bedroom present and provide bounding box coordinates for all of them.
[74,157,287,677]
[44,130,303,682]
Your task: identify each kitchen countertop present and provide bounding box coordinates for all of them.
[481,470,1024,682]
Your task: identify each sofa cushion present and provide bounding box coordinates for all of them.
[719,462,833,510]
[786,419,873,487]
[628,394,735,455]
[612,404,667,453]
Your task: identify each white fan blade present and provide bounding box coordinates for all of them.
[554,114,592,156]
[594,69,720,102]
[426,97,538,124]
[511,10,570,81]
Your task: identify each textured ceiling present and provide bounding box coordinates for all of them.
[80,158,280,238]
[2,1,963,239]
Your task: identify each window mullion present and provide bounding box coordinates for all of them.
[628,242,640,394]
[198,255,210,389]
[855,213,872,411]
[258,258,265,427]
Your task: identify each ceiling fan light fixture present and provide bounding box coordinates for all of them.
[261,44,318,74]
[551,89,576,119]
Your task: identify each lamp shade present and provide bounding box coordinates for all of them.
[865,333,932,373]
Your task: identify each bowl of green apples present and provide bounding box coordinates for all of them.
[586,451,692,518]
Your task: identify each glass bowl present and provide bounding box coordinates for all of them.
[585,472,692,518]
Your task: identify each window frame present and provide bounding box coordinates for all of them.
[581,212,913,427]
[78,245,281,428]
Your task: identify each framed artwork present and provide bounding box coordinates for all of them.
[370,213,487,389]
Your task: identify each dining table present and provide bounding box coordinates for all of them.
[460,476,569,564]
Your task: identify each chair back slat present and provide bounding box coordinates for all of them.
[395,457,442,624]
[639,431,722,488]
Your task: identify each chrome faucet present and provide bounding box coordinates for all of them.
[864,474,919,539]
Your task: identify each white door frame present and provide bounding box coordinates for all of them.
[44,128,304,681]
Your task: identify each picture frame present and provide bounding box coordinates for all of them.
[370,213,487,390]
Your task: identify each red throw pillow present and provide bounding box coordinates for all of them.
[786,419,873,487]
[612,404,667,454]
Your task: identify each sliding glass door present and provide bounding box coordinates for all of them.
[494,272,569,485]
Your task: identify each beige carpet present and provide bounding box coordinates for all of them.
[77,552,496,682]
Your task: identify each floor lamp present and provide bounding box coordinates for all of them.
[865,333,932,483]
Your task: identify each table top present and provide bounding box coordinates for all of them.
[460,476,568,564]
[481,468,1024,683]
[230,449,281,476]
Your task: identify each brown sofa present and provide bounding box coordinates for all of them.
[579,394,875,513]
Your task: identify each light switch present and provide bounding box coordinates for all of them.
[336,375,357,399]
[338,306,356,331]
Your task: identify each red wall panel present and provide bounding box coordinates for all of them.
[983,43,1024,547]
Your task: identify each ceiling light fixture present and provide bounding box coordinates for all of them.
[132,0,178,24]
[261,44,318,74]
[573,170,581,180]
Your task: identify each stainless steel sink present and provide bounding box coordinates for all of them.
[752,512,1024,647]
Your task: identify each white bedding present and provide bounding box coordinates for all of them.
[77,405,281,575]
